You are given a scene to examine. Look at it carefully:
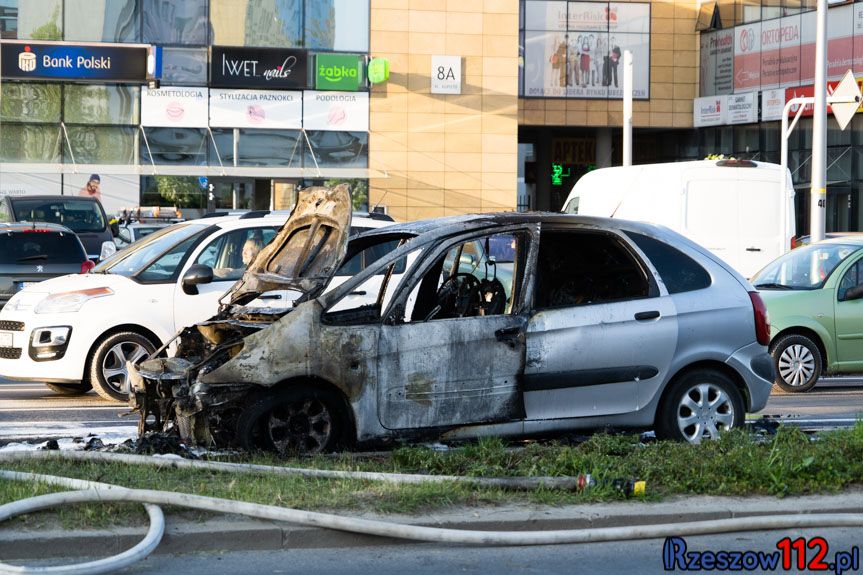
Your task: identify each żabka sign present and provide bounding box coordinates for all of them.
[0,40,148,82]
[210,46,308,89]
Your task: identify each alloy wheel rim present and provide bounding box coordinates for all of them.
[777,344,816,387]
[676,383,735,444]
[102,342,150,395]
[267,398,333,455]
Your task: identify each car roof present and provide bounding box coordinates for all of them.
[0,222,76,233]
[6,195,100,203]
[187,212,393,231]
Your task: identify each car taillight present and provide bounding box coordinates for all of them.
[80,260,95,274]
[790,237,797,250]
[749,291,770,346]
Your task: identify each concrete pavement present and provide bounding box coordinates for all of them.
[3,492,863,560]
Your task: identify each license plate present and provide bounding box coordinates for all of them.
[0,332,12,348]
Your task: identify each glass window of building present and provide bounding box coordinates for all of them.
[305,0,369,52]
[66,126,137,164]
[142,0,208,45]
[64,86,140,125]
[9,0,61,39]
[0,124,61,163]
[305,131,367,169]
[209,129,235,166]
[736,0,761,24]
[161,48,208,86]
[0,83,61,123]
[64,0,140,43]
[140,128,208,166]
[237,130,303,167]
[211,0,301,48]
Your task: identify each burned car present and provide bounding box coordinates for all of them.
[130,185,775,454]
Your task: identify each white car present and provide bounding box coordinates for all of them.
[0,211,394,402]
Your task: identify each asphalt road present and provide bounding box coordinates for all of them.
[13,527,862,575]
[1,377,862,447]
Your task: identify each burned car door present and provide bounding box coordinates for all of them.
[523,227,678,419]
[375,227,536,430]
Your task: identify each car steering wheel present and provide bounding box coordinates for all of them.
[426,273,482,320]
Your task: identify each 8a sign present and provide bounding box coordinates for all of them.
[431,55,461,94]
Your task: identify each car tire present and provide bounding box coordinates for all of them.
[656,369,744,444]
[235,386,347,456]
[88,331,157,403]
[45,382,92,396]
[770,334,822,393]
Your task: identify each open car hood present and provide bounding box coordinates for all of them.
[224,184,353,307]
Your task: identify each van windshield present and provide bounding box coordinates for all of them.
[752,244,860,290]
[12,199,106,233]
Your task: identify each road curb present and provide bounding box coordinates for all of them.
[4,493,863,560]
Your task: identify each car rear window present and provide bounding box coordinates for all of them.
[11,199,106,233]
[625,232,712,294]
[0,231,85,264]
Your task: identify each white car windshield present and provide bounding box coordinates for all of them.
[753,243,860,290]
[93,223,209,278]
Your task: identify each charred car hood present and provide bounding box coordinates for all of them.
[223,184,353,307]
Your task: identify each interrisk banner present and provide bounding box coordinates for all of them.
[522,1,650,99]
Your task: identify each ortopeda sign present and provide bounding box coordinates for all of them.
[209,89,302,129]
[141,87,208,128]
[303,91,369,132]
[210,46,307,89]
[0,40,148,82]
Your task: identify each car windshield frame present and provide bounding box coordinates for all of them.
[10,198,107,233]
[752,243,861,290]
[93,223,211,280]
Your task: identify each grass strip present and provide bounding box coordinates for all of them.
[2,423,863,530]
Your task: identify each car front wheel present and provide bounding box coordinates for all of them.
[88,331,156,402]
[771,334,822,393]
[656,369,744,443]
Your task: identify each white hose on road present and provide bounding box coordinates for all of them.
[2,451,863,574]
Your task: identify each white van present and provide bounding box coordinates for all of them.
[562,159,795,278]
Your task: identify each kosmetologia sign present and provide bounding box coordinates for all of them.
[315,53,363,91]
[0,40,149,83]
[141,86,208,128]
[209,89,302,129]
[210,46,308,89]
[302,91,369,132]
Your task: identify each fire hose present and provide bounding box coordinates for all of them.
[2,450,863,575]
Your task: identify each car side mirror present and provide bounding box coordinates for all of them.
[182,264,214,295]
[844,284,863,301]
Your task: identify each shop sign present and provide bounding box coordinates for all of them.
[210,46,307,89]
[551,138,596,165]
[0,40,149,83]
[761,88,786,121]
[141,86,208,128]
[368,58,390,84]
[302,91,369,132]
[728,91,758,124]
[315,54,363,91]
[785,77,863,117]
[693,95,727,127]
[209,89,302,129]
[431,55,461,95]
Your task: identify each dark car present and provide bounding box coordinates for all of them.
[1,195,114,261]
[0,222,92,309]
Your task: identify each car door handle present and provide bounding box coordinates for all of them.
[349,290,367,296]
[495,326,523,348]
[746,247,762,252]
[634,311,660,321]
[258,294,282,300]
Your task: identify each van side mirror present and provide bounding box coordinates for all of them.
[182,264,214,295]
[844,284,863,301]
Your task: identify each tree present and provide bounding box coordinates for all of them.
[325,178,369,212]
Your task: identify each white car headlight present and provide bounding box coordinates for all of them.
[34,287,113,314]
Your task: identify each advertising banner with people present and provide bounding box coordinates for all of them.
[522,1,650,99]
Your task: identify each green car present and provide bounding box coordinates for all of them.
[752,238,863,392]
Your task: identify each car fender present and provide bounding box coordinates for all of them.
[769,315,834,366]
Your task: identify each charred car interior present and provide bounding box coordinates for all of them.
[130,185,775,454]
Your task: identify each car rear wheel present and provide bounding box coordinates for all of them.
[45,382,92,396]
[88,331,156,402]
[656,369,744,444]
[235,387,347,456]
[770,334,822,393]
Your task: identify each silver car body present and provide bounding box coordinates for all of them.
[132,201,773,448]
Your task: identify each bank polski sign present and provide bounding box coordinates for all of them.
[0,40,149,82]
[210,89,302,129]
[142,87,208,128]
[315,54,364,91]
[303,91,369,132]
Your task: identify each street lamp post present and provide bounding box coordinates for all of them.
[811,0,828,242]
